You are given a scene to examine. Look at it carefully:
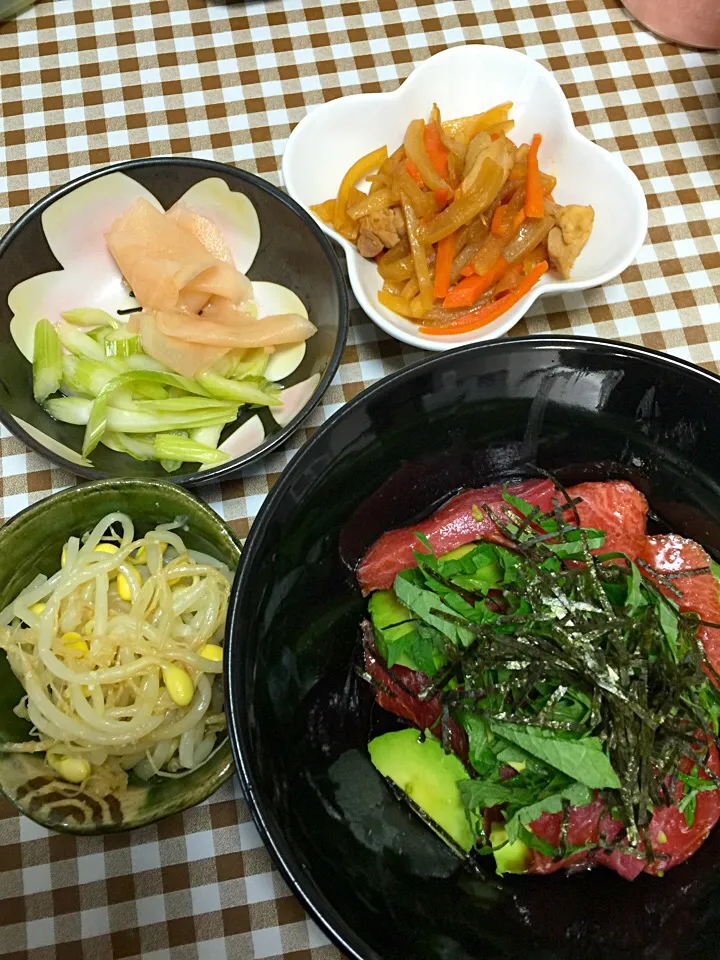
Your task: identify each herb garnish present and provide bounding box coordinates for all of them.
[366,484,720,864]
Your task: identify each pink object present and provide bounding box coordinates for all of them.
[621,0,720,49]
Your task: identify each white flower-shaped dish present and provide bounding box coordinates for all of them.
[283,44,648,351]
[0,159,348,485]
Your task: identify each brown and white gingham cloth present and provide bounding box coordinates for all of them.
[0,0,718,957]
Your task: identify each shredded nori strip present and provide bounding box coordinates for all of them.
[364,478,720,867]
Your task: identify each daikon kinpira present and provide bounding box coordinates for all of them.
[312,102,595,332]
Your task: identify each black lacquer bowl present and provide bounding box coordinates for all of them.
[0,157,347,486]
[226,337,720,960]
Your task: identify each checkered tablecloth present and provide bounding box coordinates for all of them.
[0,0,718,957]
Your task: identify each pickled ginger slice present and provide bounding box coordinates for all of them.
[105,199,218,311]
[171,178,261,273]
[176,289,212,315]
[155,297,317,348]
[134,310,229,378]
[182,262,253,306]
[167,202,235,264]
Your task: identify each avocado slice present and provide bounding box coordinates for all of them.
[490,822,530,876]
[368,590,418,666]
[368,728,474,852]
[437,542,502,592]
[368,589,415,642]
[438,544,475,561]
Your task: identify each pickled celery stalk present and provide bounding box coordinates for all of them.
[32,319,63,403]
[61,308,119,329]
[46,396,237,433]
[56,322,107,362]
[195,371,280,406]
[153,434,229,466]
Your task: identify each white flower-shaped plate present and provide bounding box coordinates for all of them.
[0,159,347,485]
[283,44,648,351]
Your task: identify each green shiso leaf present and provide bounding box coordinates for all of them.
[489,722,621,789]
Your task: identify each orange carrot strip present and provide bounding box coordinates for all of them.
[460,265,475,277]
[421,261,548,336]
[443,274,488,309]
[443,256,509,308]
[433,232,456,300]
[492,205,525,238]
[405,159,425,186]
[434,187,449,208]
[424,121,449,178]
[525,134,544,219]
[491,205,510,237]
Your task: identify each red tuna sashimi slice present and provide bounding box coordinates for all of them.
[641,533,720,674]
[526,796,629,877]
[357,479,556,594]
[641,744,720,875]
[364,645,467,761]
[527,744,720,879]
[357,478,649,595]
[571,480,648,559]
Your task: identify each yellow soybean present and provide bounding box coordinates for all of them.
[199,643,223,662]
[49,755,90,783]
[134,542,167,564]
[162,665,194,706]
[61,632,89,654]
[94,543,118,555]
[117,564,141,601]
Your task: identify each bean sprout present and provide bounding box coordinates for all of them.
[0,513,232,795]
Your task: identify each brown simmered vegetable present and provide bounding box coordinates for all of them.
[404,118,452,194]
[419,157,505,245]
[313,102,595,330]
[347,188,398,221]
[548,204,595,279]
[357,208,406,259]
[463,132,492,178]
[460,135,514,197]
[504,215,554,264]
